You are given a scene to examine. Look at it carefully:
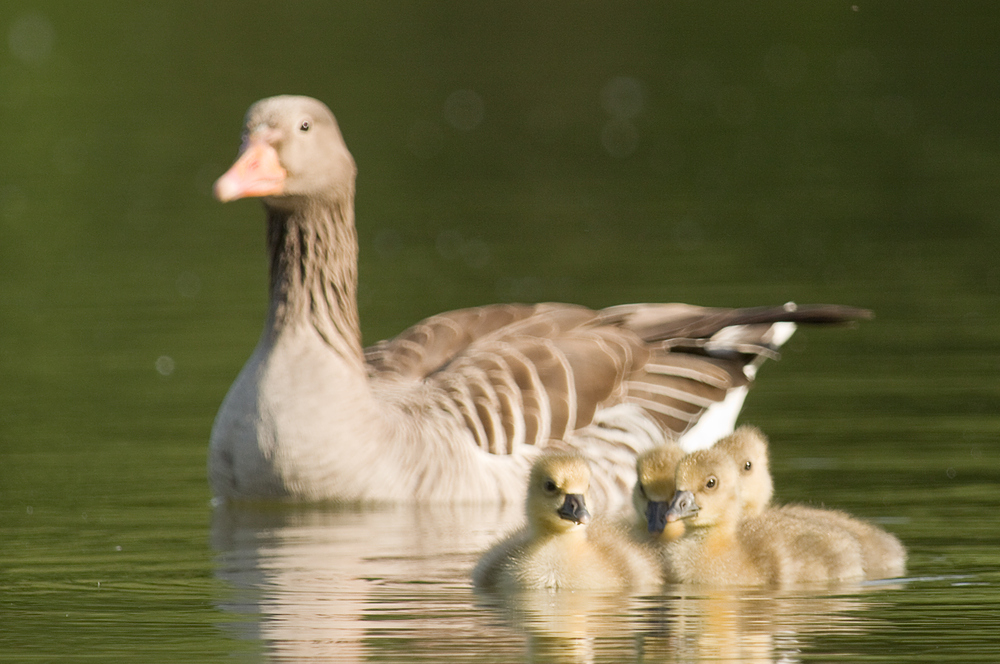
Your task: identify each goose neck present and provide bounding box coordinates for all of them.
[265,197,363,367]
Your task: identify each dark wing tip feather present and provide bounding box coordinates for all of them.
[636,302,873,342]
[771,303,874,324]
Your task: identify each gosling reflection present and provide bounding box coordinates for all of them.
[476,583,879,664]
[636,586,877,663]
[477,590,646,664]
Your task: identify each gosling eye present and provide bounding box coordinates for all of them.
[544,479,558,493]
[744,460,752,471]
[299,119,311,132]
[637,483,648,499]
[705,476,718,489]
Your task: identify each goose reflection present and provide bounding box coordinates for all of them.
[211,502,523,661]
[211,503,892,662]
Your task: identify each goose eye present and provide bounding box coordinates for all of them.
[706,476,717,489]
[637,483,648,499]
[744,461,752,471]
[299,120,311,132]
[544,479,557,493]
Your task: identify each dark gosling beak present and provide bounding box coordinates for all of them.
[665,490,699,522]
[646,500,670,534]
[557,494,591,525]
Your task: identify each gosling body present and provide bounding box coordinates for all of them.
[780,504,907,579]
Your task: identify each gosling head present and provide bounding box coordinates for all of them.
[666,447,742,529]
[633,444,686,541]
[714,425,773,515]
[526,453,593,536]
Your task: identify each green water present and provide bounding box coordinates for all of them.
[2,2,999,661]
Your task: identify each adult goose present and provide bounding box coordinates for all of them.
[209,95,868,507]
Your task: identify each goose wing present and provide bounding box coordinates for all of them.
[607,302,872,438]
[365,302,870,457]
[367,303,636,454]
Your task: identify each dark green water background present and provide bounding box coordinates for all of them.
[2,3,999,662]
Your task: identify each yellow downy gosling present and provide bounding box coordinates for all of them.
[473,453,661,590]
[663,446,865,586]
[632,443,686,543]
[717,426,906,579]
[713,425,774,515]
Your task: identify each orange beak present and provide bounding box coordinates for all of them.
[213,139,287,202]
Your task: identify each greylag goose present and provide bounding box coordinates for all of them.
[472,453,661,589]
[209,95,870,507]
[719,426,907,579]
[661,444,866,586]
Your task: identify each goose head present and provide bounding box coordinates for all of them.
[526,454,593,536]
[633,444,686,541]
[715,425,773,516]
[666,447,742,529]
[214,95,356,207]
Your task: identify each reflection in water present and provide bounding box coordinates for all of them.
[211,503,524,661]
[211,504,893,662]
[479,584,882,664]
[637,586,878,663]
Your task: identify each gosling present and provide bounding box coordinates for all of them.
[661,446,866,586]
[632,443,686,543]
[713,425,773,515]
[717,426,907,579]
[473,453,661,590]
